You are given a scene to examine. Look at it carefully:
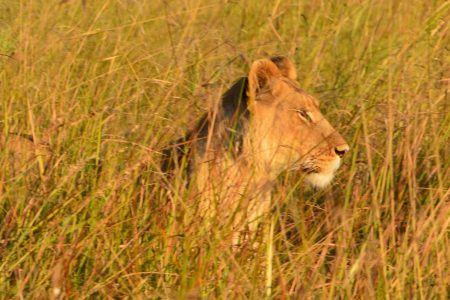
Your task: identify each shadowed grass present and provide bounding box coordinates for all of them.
[0,0,449,298]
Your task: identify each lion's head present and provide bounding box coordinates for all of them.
[246,57,349,188]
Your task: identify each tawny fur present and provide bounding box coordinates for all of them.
[162,56,349,244]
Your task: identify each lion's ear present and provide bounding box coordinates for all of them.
[270,56,297,80]
[247,59,281,101]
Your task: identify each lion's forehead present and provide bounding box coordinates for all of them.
[295,94,320,110]
[276,80,320,109]
[275,92,320,113]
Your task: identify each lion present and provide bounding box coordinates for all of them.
[162,56,349,244]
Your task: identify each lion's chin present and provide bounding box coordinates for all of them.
[304,158,340,188]
[305,172,335,188]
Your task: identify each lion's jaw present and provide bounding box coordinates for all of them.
[304,157,341,188]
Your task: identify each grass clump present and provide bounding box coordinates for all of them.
[0,0,449,298]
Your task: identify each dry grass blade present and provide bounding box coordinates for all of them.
[0,0,448,298]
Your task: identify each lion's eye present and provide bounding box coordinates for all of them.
[296,110,313,123]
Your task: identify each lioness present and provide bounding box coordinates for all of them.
[162,56,349,243]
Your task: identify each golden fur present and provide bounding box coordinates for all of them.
[163,56,349,243]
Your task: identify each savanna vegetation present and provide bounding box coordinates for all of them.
[0,0,449,298]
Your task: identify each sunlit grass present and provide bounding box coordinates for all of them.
[0,0,449,298]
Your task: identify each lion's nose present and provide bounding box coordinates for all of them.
[334,144,349,158]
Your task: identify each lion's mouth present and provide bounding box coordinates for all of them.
[300,157,341,174]
[288,160,321,174]
[298,159,321,174]
[301,166,320,174]
[302,158,342,188]
[290,157,341,179]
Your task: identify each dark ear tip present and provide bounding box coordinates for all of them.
[270,56,286,64]
[269,56,297,80]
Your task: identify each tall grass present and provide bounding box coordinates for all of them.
[0,0,449,298]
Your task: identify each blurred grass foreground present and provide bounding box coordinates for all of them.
[0,0,449,299]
